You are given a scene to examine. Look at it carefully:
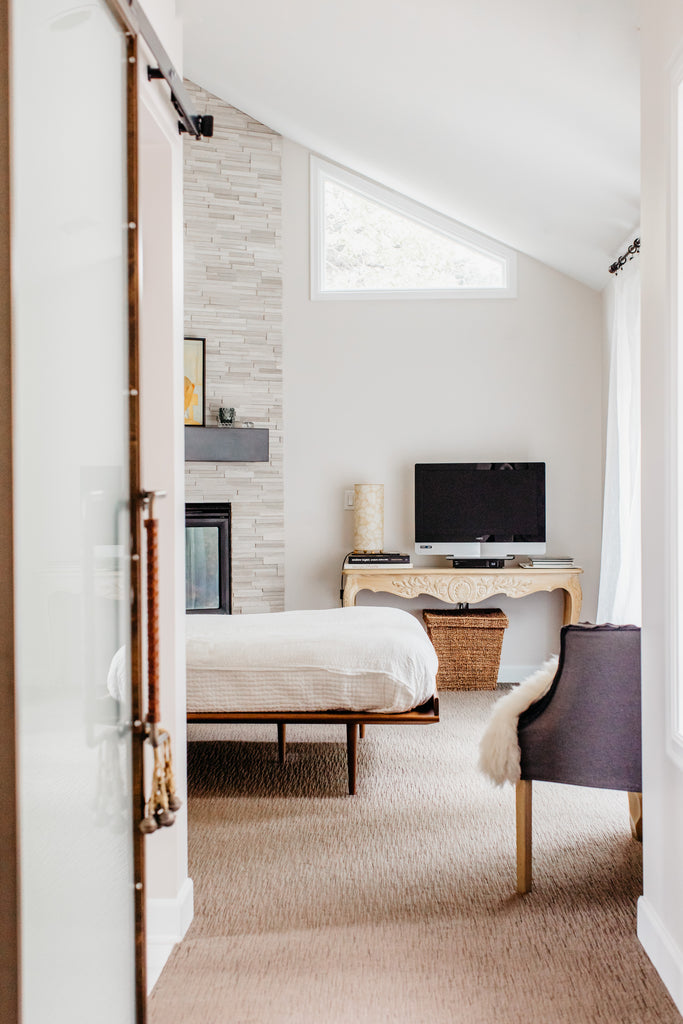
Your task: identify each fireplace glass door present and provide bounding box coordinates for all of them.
[185,503,232,613]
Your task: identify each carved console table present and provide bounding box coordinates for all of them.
[341,565,583,625]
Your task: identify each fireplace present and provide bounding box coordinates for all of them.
[185,502,232,614]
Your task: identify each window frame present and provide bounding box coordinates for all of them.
[310,155,517,301]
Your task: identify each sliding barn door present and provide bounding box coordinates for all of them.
[11,0,138,1020]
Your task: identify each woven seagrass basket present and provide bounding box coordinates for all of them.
[422,608,509,690]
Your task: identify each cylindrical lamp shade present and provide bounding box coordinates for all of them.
[353,484,384,553]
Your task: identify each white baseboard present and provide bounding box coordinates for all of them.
[498,664,538,684]
[638,895,683,1015]
[147,876,194,993]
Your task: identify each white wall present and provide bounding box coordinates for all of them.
[282,138,605,679]
[637,1,683,1013]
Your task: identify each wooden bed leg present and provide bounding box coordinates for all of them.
[277,723,286,763]
[516,779,532,894]
[346,723,357,795]
[359,724,365,739]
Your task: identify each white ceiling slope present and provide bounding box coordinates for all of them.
[178,0,640,291]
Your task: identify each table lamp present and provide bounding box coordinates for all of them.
[353,484,384,553]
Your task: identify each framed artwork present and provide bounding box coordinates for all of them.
[184,337,205,426]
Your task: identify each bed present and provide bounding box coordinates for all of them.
[186,606,440,793]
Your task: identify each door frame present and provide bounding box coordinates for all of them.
[0,0,17,1019]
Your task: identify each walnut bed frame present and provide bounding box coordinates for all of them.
[187,693,440,795]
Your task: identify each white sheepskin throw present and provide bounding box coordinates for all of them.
[478,655,559,786]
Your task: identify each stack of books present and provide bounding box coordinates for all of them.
[518,556,575,568]
[346,552,413,568]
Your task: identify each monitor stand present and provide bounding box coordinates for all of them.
[449,558,506,569]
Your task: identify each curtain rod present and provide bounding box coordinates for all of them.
[609,237,640,275]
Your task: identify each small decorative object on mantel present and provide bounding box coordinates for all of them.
[218,406,236,427]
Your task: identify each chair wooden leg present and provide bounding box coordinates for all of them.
[359,724,365,739]
[346,723,357,795]
[277,723,286,763]
[516,779,532,894]
[628,791,643,841]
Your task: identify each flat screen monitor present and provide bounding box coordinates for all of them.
[414,462,546,559]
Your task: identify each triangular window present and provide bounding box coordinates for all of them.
[311,157,516,299]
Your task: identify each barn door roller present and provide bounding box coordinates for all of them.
[146,67,214,138]
[106,0,214,139]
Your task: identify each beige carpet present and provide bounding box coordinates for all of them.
[149,691,681,1023]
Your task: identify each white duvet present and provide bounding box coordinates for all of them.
[186,606,438,714]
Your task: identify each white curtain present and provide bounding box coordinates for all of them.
[597,257,642,625]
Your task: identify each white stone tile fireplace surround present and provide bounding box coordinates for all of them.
[183,81,284,615]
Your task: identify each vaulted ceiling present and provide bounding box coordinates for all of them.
[178,0,640,291]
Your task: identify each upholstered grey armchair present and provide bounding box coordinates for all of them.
[516,622,642,893]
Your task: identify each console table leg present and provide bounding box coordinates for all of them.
[562,580,583,625]
[277,723,286,763]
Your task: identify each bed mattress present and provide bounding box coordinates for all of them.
[186,606,438,714]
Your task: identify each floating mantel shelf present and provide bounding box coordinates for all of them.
[185,426,269,463]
